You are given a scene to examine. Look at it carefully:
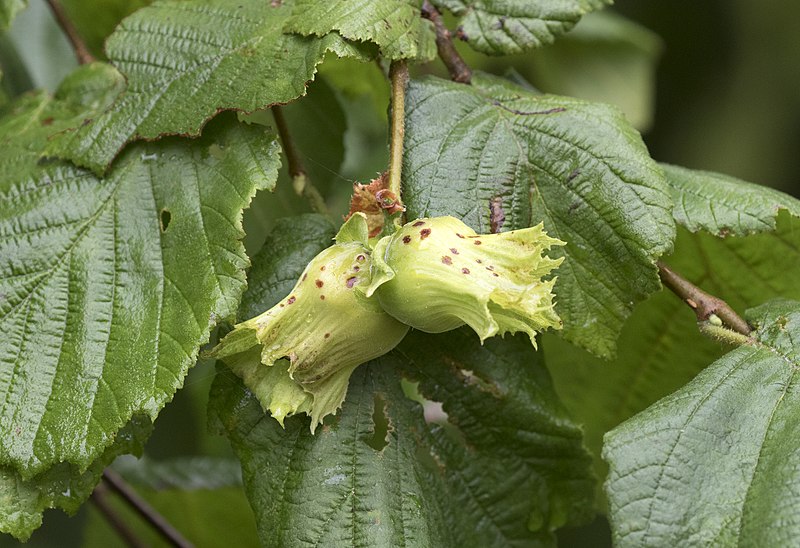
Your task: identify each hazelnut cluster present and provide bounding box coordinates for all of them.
[210,213,563,431]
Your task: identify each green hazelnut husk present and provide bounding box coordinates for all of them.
[209,213,409,431]
[366,216,564,346]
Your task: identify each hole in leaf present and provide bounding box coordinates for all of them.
[401,378,466,449]
[160,208,171,232]
[364,393,390,451]
[401,378,449,425]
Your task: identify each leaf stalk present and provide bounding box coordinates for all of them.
[101,469,193,548]
[45,0,95,65]
[271,105,329,216]
[90,483,147,548]
[421,1,472,84]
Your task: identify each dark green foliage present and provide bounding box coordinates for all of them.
[1,1,797,545]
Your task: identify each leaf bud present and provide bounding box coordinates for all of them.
[209,213,409,431]
[366,216,564,346]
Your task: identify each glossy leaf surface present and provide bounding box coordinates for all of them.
[0,63,280,482]
[0,417,151,541]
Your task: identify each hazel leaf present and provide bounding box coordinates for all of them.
[430,0,610,56]
[546,167,800,507]
[209,334,595,547]
[285,0,435,61]
[47,0,369,174]
[0,64,279,481]
[604,300,800,546]
[403,74,674,358]
[1,417,152,541]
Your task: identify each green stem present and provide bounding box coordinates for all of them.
[698,318,753,346]
[387,60,408,217]
[657,260,753,337]
[271,106,329,216]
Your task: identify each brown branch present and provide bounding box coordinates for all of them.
[45,0,95,65]
[271,105,328,215]
[102,469,193,548]
[657,260,752,336]
[91,483,147,548]
[421,1,471,84]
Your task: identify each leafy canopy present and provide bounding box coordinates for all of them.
[1,0,798,545]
